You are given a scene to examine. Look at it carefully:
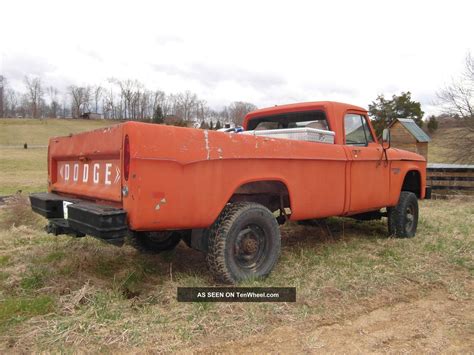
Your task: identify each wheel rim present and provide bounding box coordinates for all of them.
[405,205,414,232]
[234,224,267,270]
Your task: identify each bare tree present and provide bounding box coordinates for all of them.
[0,75,4,118]
[227,101,258,126]
[5,88,19,117]
[438,53,474,119]
[175,90,198,121]
[24,75,44,118]
[169,93,178,118]
[69,85,91,118]
[92,85,103,114]
[0,77,18,118]
[102,86,116,119]
[109,78,144,120]
[59,92,70,118]
[165,94,178,118]
[151,90,167,116]
[196,99,210,121]
[46,86,60,118]
[437,52,474,163]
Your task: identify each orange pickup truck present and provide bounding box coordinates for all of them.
[30,101,428,283]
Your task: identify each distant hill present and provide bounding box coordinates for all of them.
[1,117,471,164]
[427,118,473,164]
[0,118,119,195]
[0,118,117,146]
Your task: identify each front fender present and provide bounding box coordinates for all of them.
[389,161,426,206]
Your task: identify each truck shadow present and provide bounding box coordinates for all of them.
[62,217,390,297]
[282,217,389,247]
[166,217,389,281]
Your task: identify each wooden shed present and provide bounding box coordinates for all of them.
[388,118,431,160]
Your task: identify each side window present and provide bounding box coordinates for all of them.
[344,114,374,145]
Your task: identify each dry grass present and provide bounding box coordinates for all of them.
[0,148,47,195]
[0,195,45,230]
[0,197,472,352]
[0,118,116,146]
[0,118,116,195]
[428,119,474,164]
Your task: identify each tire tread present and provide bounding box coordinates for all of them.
[387,191,418,238]
[206,202,280,284]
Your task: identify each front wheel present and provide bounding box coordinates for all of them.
[387,191,419,238]
[206,202,281,284]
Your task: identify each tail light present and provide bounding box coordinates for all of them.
[47,144,50,177]
[124,135,130,181]
[47,143,51,186]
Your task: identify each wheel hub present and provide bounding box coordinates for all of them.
[234,224,266,269]
[242,237,258,254]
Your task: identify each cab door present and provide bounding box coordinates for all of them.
[343,113,390,213]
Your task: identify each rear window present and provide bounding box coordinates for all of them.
[247,111,330,131]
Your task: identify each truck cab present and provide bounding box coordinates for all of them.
[244,101,426,213]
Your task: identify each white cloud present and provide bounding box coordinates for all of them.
[0,0,472,115]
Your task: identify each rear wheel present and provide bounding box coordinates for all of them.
[387,191,419,238]
[129,231,185,253]
[206,202,281,284]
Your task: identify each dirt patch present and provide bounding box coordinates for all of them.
[195,287,474,353]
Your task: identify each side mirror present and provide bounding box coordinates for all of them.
[382,128,390,149]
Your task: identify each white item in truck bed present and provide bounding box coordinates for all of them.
[243,127,335,144]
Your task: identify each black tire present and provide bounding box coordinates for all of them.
[129,230,183,254]
[206,202,281,284]
[387,191,419,238]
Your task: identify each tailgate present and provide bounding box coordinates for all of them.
[49,124,123,202]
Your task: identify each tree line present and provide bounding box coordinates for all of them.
[0,52,472,142]
[0,76,257,128]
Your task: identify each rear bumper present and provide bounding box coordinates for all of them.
[30,192,127,244]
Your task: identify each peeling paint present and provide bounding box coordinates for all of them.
[204,130,210,160]
[155,204,160,210]
[160,198,167,204]
[217,148,223,159]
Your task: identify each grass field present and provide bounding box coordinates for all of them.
[0,118,473,352]
[0,197,472,352]
[427,119,474,164]
[0,119,116,195]
[0,118,116,146]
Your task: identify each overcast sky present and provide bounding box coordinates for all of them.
[1,0,473,115]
